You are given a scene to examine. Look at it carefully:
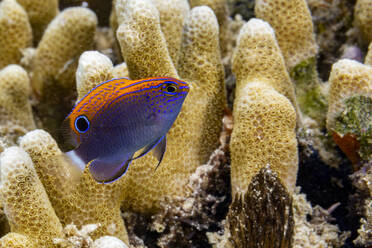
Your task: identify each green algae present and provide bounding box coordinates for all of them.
[290,57,328,126]
[334,95,372,161]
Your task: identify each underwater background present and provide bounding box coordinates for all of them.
[0,0,371,247]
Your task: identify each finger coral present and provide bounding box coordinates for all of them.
[19,130,130,244]
[0,232,36,248]
[354,0,372,44]
[327,59,372,165]
[0,0,32,69]
[189,0,230,57]
[255,0,327,125]
[225,18,298,245]
[0,65,35,150]
[151,0,190,67]
[231,19,298,193]
[31,7,97,141]
[365,42,372,65]
[76,51,114,100]
[115,0,226,213]
[231,18,298,112]
[230,83,298,194]
[0,0,368,247]
[116,0,178,79]
[0,146,64,247]
[16,0,58,44]
[255,0,317,70]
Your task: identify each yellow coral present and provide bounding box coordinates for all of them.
[31,7,97,96]
[327,59,372,131]
[231,19,298,194]
[365,42,372,65]
[255,0,318,70]
[16,0,58,44]
[0,146,64,247]
[326,59,372,162]
[0,65,35,147]
[354,0,372,44]
[232,18,297,110]
[0,233,36,248]
[151,0,190,66]
[19,130,130,244]
[114,0,226,213]
[30,7,97,141]
[189,0,230,57]
[116,0,178,79]
[112,62,129,79]
[0,0,32,69]
[76,51,113,100]
[230,83,298,194]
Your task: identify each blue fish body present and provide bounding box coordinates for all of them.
[64,77,189,183]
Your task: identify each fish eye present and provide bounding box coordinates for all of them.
[162,82,178,94]
[75,115,90,133]
[166,85,177,93]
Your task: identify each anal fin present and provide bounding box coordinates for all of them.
[88,153,133,184]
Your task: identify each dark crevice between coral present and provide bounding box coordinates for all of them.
[297,143,364,247]
[124,136,232,248]
[226,167,294,248]
[309,0,357,82]
[228,0,255,21]
[32,76,78,152]
[60,0,112,26]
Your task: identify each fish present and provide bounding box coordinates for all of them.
[63,77,190,183]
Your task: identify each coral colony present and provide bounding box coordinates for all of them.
[0,0,371,247]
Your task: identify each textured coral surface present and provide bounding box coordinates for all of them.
[0,0,370,247]
[116,1,226,214]
[0,0,32,69]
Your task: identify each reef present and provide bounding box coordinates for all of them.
[0,0,370,247]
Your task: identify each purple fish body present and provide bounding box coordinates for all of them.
[64,77,189,183]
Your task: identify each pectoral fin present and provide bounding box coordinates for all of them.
[132,136,164,161]
[153,135,166,171]
[88,153,133,184]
